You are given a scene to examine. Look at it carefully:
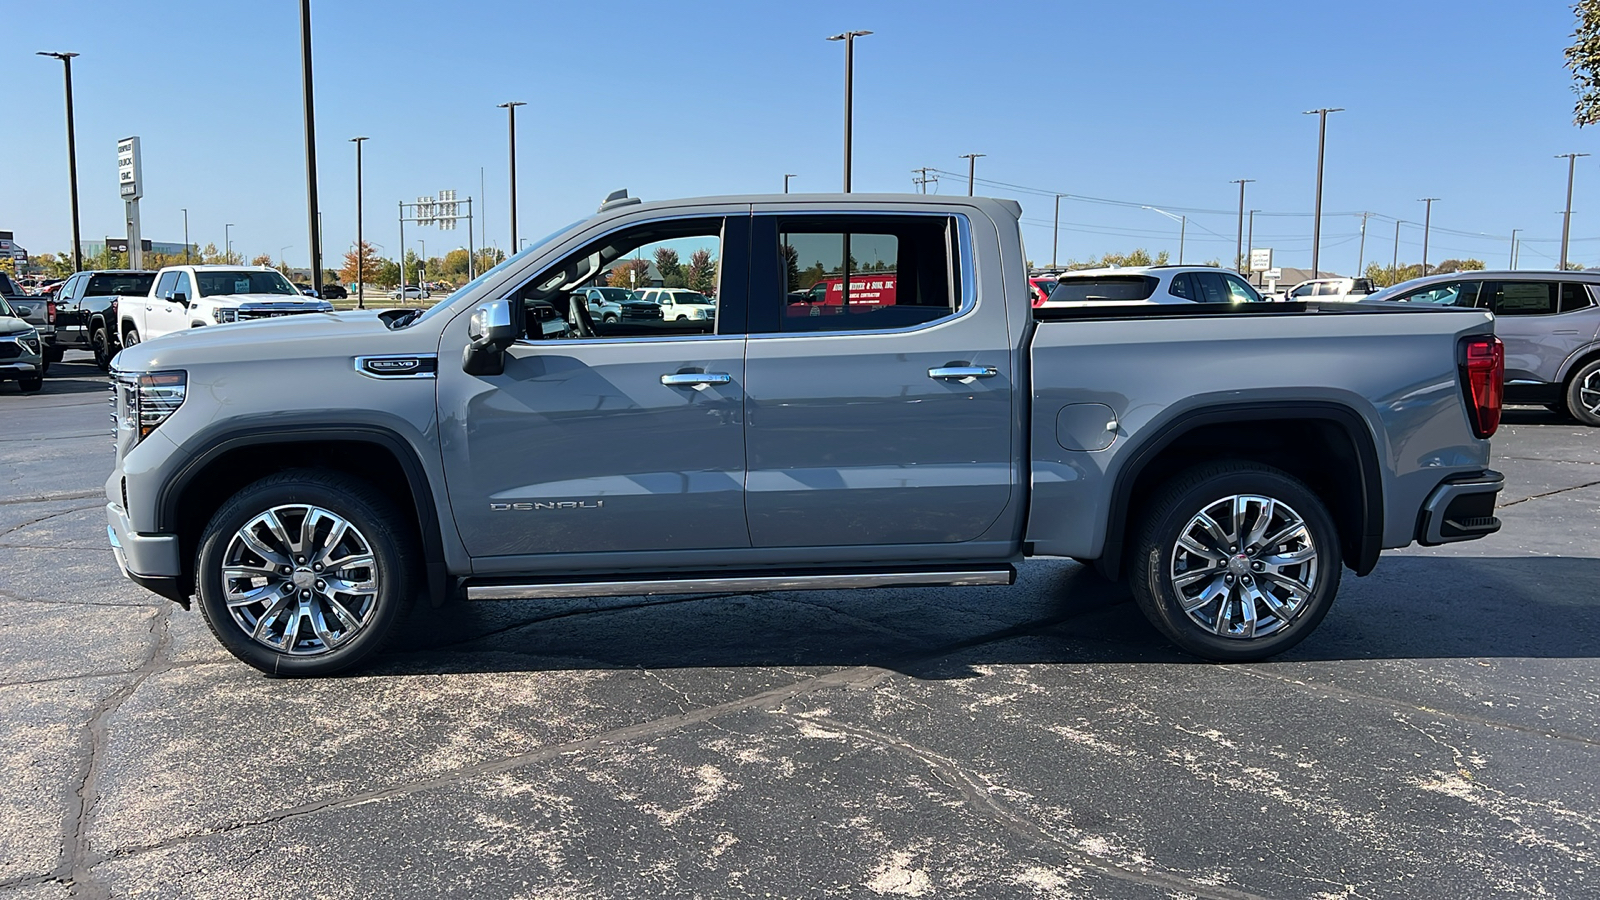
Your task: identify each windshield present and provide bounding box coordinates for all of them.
[0,297,13,318]
[672,292,713,305]
[1048,276,1159,302]
[88,273,157,297]
[595,288,631,303]
[410,219,584,326]
[197,270,298,297]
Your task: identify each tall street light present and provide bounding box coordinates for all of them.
[1230,179,1254,273]
[826,30,871,192]
[181,208,190,263]
[498,101,526,249]
[959,153,986,196]
[1418,198,1439,276]
[350,136,369,307]
[1142,206,1186,265]
[225,224,235,264]
[784,173,797,193]
[1391,220,1406,282]
[1558,152,1590,270]
[1052,194,1064,270]
[37,51,83,272]
[1303,107,1343,277]
[298,0,324,296]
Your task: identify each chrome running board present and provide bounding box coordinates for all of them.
[466,568,1015,601]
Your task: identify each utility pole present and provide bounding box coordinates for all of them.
[1356,211,1369,275]
[1418,198,1438,276]
[298,0,324,296]
[1052,194,1063,270]
[784,173,796,193]
[1558,153,1589,270]
[1142,207,1186,264]
[182,208,189,264]
[1391,220,1405,283]
[225,224,235,264]
[37,51,83,272]
[959,153,986,196]
[351,136,369,307]
[498,101,526,249]
[1509,228,1520,269]
[1247,209,1258,283]
[1303,107,1343,277]
[911,167,938,193]
[1230,179,1254,273]
[827,30,872,193]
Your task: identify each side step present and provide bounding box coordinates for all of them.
[465,567,1016,601]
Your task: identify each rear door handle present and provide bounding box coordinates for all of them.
[928,365,998,380]
[661,372,732,387]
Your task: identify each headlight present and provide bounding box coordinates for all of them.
[19,328,41,354]
[215,308,239,324]
[113,369,187,445]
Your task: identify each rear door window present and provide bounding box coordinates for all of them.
[1053,275,1159,302]
[1483,281,1557,316]
[1560,283,1596,313]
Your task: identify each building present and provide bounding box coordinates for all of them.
[79,238,194,258]
[0,231,27,270]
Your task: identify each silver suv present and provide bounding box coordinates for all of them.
[1365,271,1600,425]
[1044,266,1266,306]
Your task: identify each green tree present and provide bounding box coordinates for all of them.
[686,249,716,294]
[441,248,471,278]
[782,243,801,291]
[1568,1,1600,125]
[250,253,273,267]
[1065,248,1171,270]
[653,247,684,288]
[473,248,505,275]
[1432,259,1486,274]
[372,257,401,289]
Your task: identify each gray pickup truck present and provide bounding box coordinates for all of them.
[105,191,1507,676]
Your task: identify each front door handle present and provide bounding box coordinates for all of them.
[928,365,998,380]
[661,372,732,387]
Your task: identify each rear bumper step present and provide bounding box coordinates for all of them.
[465,567,1016,601]
[1417,470,1504,546]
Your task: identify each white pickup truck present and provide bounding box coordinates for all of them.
[119,265,333,347]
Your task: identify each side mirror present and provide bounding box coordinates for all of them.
[171,291,188,305]
[462,299,518,376]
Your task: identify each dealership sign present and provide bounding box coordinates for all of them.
[118,136,143,200]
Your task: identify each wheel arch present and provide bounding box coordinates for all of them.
[1557,342,1600,387]
[157,426,451,607]
[1097,401,1384,581]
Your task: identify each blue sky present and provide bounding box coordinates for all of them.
[6,0,1597,274]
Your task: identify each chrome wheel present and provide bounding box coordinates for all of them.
[221,504,379,656]
[1169,494,1319,639]
[1582,369,1600,417]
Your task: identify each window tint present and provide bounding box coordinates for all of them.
[1393,281,1481,307]
[1052,275,1159,302]
[86,273,156,297]
[1168,274,1193,299]
[1484,281,1557,316]
[1289,282,1316,299]
[1560,283,1596,313]
[1189,272,1228,303]
[1222,275,1262,303]
[510,217,728,340]
[769,216,957,333]
[154,272,178,299]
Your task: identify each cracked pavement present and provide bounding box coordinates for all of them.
[2,354,1598,898]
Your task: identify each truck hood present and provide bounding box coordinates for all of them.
[115,310,437,370]
[204,293,331,306]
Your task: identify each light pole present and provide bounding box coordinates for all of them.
[225,224,234,264]
[181,208,190,264]
[1558,153,1589,270]
[1247,209,1259,283]
[1509,228,1521,269]
[1391,220,1406,283]
[1142,206,1186,265]
[1052,193,1063,270]
[419,238,426,288]
[298,0,324,296]
[280,245,293,273]
[37,51,83,272]
[826,30,872,192]
[350,136,368,307]
[1356,211,1370,276]
[1303,107,1343,277]
[1418,198,1438,276]
[1230,179,1254,273]
[498,101,526,249]
[959,153,986,196]
[784,173,796,193]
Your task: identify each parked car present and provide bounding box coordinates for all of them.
[0,271,56,366]
[319,283,348,300]
[1284,277,1378,302]
[1028,275,1058,307]
[104,190,1506,677]
[388,285,430,301]
[632,287,716,327]
[50,270,156,370]
[575,286,632,324]
[1365,270,1600,425]
[0,295,44,393]
[1044,266,1266,306]
[119,266,334,347]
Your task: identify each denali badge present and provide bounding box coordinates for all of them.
[370,358,418,372]
[354,354,439,379]
[491,500,605,511]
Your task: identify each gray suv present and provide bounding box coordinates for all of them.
[1367,271,1600,425]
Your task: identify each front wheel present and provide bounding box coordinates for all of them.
[18,375,43,393]
[92,327,113,371]
[196,469,416,676]
[1128,462,1342,662]
[1565,359,1600,427]
[45,346,64,363]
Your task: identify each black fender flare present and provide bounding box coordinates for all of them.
[1098,401,1384,580]
[157,424,451,607]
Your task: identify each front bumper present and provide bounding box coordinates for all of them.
[106,503,188,605]
[1416,470,1504,546]
[0,361,41,379]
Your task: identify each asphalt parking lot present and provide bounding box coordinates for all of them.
[2,352,1598,899]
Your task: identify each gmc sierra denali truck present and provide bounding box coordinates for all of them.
[105,191,1507,676]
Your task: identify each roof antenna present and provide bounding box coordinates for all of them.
[599,189,642,213]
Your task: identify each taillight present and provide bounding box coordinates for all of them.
[46,299,57,324]
[1459,335,1503,439]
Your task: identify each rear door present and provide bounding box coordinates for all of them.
[743,210,1013,547]
[1480,280,1576,385]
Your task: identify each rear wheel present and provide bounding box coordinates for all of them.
[1565,359,1600,427]
[45,346,64,363]
[122,328,140,350]
[92,327,112,371]
[1129,462,1341,661]
[196,469,416,677]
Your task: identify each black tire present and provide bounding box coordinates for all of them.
[92,327,112,371]
[45,345,64,363]
[1565,359,1600,427]
[603,314,618,324]
[18,375,43,393]
[122,327,141,350]
[1128,461,1342,662]
[195,469,417,677]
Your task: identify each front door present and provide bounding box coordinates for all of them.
[742,210,1015,547]
[437,213,752,559]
